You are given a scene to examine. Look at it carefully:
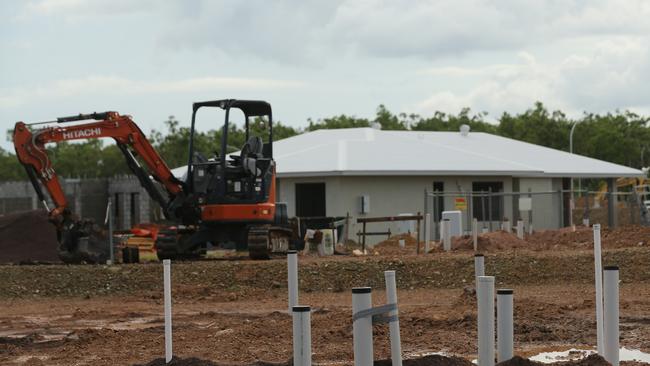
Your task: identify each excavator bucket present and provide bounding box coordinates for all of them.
[56,217,109,264]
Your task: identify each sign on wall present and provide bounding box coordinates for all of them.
[454,197,467,210]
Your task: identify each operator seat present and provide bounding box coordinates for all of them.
[241,136,263,176]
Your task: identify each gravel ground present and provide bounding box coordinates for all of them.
[1,245,650,365]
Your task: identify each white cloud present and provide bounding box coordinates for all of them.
[0,76,304,108]
[414,36,650,117]
[24,0,157,16]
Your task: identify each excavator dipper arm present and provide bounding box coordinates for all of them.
[13,112,186,263]
[13,111,183,219]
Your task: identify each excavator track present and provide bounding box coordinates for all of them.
[247,225,292,260]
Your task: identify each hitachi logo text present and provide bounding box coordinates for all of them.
[62,128,102,140]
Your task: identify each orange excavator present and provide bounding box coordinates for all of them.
[13,99,292,263]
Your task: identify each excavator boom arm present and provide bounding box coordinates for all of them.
[13,112,183,218]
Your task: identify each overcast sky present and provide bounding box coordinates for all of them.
[2,0,650,151]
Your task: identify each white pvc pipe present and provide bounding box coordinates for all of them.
[352,287,373,366]
[292,306,312,366]
[384,271,403,366]
[288,250,299,313]
[503,220,511,233]
[528,223,533,235]
[603,266,620,366]
[472,218,478,251]
[474,254,485,287]
[163,259,172,363]
[443,219,451,251]
[516,220,524,240]
[593,224,604,355]
[497,289,514,362]
[477,276,495,366]
[425,213,431,253]
[583,218,590,227]
[482,227,489,234]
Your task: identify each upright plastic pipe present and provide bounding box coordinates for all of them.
[163,259,172,363]
[516,220,524,240]
[443,219,451,251]
[288,250,299,312]
[425,214,431,253]
[474,254,485,288]
[292,305,312,366]
[384,271,403,366]
[472,218,478,251]
[603,266,620,366]
[593,224,604,355]
[477,276,495,366]
[497,289,514,362]
[352,287,373,366]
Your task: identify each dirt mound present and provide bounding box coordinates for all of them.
[527,225,650,251]
[447,231,527,252]
[0,210,60,263]
[373,233,419,254]
[497,354,610,366]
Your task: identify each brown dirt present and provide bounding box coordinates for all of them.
[2,247,650,365]
[373,234,420,255]
[0,210,60,264]
[434,224,650,254]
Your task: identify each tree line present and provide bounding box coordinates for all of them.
[2,101,649,181]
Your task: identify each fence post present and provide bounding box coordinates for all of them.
[557,189,564,228]
[105,199,114,265]
[292,306,312,366]
[352,287,373,366]
[603,266,620,366]
[425,213,431,253]
[516,220,524,240]
[433,191,439,240]
[593,224,604,355]
[472,218,478,251]
[385,271,403,366]
[416,211,421,254]
[488,188,493,232]
[481,193,487,232]
[163,259,173,363]
[477,276,495,366]
[497,289,514,362]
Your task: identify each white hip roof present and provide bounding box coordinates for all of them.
[272,128,643,178]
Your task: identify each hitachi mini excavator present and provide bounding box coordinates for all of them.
[13,99,292,263]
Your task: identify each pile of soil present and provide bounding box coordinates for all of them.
[373,234,419,254]
[444,231,528,252]
[434,224,650,253]
[0,210,60,263]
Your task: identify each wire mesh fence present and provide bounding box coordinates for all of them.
[424,188,649,240]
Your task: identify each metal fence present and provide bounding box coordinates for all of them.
[424,189,648,240]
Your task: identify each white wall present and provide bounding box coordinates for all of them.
[277,175,553,245]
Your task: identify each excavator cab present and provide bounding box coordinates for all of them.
[187,100,274,206]
[158,99,291,259]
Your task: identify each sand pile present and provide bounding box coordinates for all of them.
[0,210,60,263]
